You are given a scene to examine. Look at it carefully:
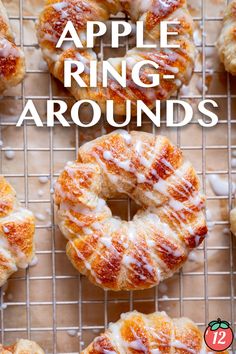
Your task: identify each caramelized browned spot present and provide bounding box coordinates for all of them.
[90,335,117,354]
[39,0,108,48]
[55,165,98,205]
[147,46,192,77]
[149,314,172,353]
[120,315,149,353]
[2,219,35,258]
[0,56,18,78]
[91,235,124,288]
[185,224,208,248]
[108,81,142,105]
[151,144,182,180]
[41,3,88,40]
[55,170,84,203]
[0,252,11,270]
[146,0,185,30]
[93,135,131,175]
[0,38,21,79]
[0,17,8,38]
[0,177,15,217]
[0,195,14,217]
[233,26,236,38]
[65,211,96,232]
[168,167,199,202]
[179,17,193,35]
[152,233,187,269]
[123,78,154,105]
[127,242,157,288]
[67,235,99,270]
[174,321,202,353]
[2,344,16,353]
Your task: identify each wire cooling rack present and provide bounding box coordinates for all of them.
[0,0,235,353]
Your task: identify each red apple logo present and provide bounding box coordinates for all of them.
[204,318,234,352]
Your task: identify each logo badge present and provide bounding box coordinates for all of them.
[204,318,234,352]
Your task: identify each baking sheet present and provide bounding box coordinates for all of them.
[0,0,236,352]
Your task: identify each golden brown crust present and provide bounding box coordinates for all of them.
[82,311,228,354]
[0,339,45,354]
[0,176,15,217]
[36,0,195,115]
[146,0,186,29]
[0,176,35,287]
[54,130,207,291]
[0,0,25,92]
[217,0,236,75]
[230,207,236,236]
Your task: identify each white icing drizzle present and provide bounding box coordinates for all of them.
[52,2,68,12]
[69,240,102,285]
[171,340,196,353]
[0,38,20,58]
[68,216,127,279]
[0,247,17,270]
[108,311,201,354]
[29,256,38,267]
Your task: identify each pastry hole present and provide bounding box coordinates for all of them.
[107,198,140,221]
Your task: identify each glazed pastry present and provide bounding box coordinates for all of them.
[0,339,44,354]
[54,130,207,291]
[0,176,35,286]
[36,0,195,115]
[82,311,228,354]
[0,0,25,92]
[217,0,236,75]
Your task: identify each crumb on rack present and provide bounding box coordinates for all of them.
[38,176,49,184]
[4,147,15,160]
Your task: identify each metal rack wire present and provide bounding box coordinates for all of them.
[0,0,235,353]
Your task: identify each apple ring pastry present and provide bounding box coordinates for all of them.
[82,311,228,354]
[36,0,195,115]
[217,0,236,75]
[0,0,25,92]
[54,130,207,291]
[0,176,35,287]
